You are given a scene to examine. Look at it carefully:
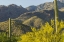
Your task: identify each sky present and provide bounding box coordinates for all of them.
[0,0,53,8]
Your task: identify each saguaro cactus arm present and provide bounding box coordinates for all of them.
[54,0,58,33]
[9,18,11,38]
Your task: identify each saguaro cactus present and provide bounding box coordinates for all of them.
[54,0,58,33]
[9,18,11,38]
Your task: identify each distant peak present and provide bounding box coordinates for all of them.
[8,4,18,7]
[57,0,64,3]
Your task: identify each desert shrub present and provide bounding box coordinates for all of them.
[18,20,64,42]
[0,33,18,42]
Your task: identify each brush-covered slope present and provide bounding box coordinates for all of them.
[0,20,31,36]
[16,9,64,27]
[23,16,44,28]
[16,9,64,21]
[16,10,53,22]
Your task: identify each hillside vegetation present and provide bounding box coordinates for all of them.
[18,20,64,42]
[23,16,43,28]
[0,20,31,36]
[16,10,64,28]
[0,20,64,42]
[0,0,64,42]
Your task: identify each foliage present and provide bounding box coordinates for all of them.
[18,20,64,42]
[0,20,31,36]
[0,33,18,42]
[23,16,44,28]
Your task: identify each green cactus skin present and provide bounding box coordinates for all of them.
[9,18,11,41]
[54,0,58,33]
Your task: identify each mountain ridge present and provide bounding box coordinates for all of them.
[0,4,28,21]
[26,1,64,11]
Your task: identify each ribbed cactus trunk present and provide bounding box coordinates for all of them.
[9,18,11,41]
[54,0,58,33]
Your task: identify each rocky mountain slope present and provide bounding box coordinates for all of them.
[0,1,64,22]
[16,10,64,27]
[0,20,31,36]
[0,1,64,36]
[26,1,64,11]
[0,4,28,21]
